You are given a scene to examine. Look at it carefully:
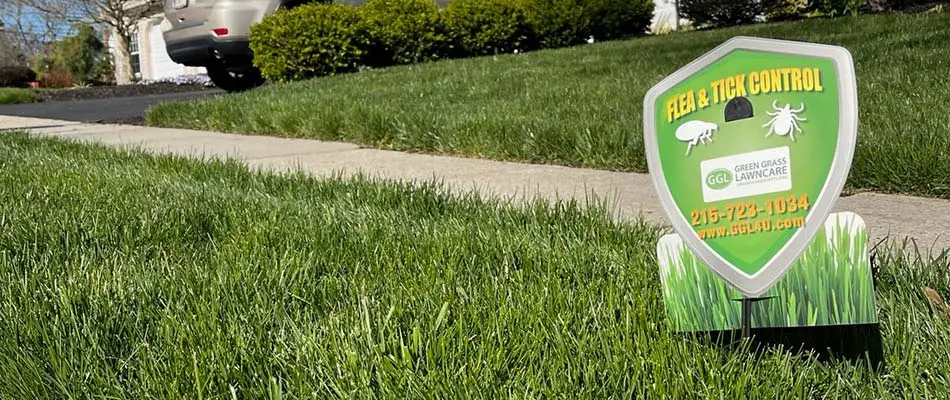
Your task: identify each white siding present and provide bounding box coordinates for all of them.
[107,15,206,83]
[147,21,188,79]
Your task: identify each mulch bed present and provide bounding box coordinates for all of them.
[35,83,215,103]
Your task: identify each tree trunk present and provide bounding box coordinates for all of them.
[112,29,134,85]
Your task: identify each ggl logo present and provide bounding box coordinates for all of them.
[705,168,733,190]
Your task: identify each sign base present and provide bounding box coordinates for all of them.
[657,212,881,364]
[685,323,884,370]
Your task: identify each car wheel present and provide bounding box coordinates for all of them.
[206,63,265,92]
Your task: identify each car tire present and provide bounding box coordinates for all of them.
[206,63,265,92]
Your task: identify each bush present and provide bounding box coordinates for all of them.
[518,0,654,48]
[806,0,938,16]
[812,0,864,15]
[250,3,366,82]
[0,88,36,105]
[360,0,446,66]
[50,24,106,85]
[519,0,593,48]
[0,66,37,88]
[94,54,116,86]
[586,0,655,40]
[39,71,77,89]
[443,0,536,56]
[762,0,812,21]
[760,0,928,20]
[891,0,944,11]
[679,0,763,28]
[248,0,651,81]
[849,0,935,13]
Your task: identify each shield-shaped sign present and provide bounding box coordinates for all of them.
[643,37,858,297]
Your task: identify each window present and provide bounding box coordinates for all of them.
[128,32,141,77]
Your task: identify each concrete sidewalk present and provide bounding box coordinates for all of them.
[3,115,948,251]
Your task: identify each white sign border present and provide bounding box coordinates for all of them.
[642,36,858,297]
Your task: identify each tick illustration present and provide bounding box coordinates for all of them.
[764,100,807,141]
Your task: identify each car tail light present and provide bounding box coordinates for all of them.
[212,28,228,36]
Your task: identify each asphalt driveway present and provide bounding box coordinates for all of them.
[0,89,222,124]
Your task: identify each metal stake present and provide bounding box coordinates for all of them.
[741,297,752,338]
[732,296,776,340]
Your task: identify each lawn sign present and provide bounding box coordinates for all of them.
[642,36,880,357]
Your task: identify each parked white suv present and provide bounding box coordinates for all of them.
[162,0,316,91]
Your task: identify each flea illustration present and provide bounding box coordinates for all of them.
[675,120,718,156]
[764,100,807,141]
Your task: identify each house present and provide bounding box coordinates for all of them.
[103,1,204,83]
[107,0,680,83]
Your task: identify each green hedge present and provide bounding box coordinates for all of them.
[0,66,37,88]
[586,0,656,40]
[443,0,535,55]
[519,0,654,48]
[678,0,762,28]
[360,0,446,66]
[250,0,655,82]
[518,0,593,48]
[762,0,811,21]
[249,3,366,82]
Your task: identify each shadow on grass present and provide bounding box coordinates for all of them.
[687,323,885,371]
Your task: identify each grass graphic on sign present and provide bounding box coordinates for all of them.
[658,212,877,332]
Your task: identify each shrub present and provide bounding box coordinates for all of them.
[93,53,116,86]
[811,0,864,15]
[359,0,446,66]
[518,0,653,48]
[519,0,593,48]
[678,0,763,28]
[443,0,536,56]
[49,24,106,85]
[39,71,77,89]
[894,0,945,11]
[809,0,937,16]
[0,88,36,105]
[762,0,812,21]
[586,0,655,40]
[250,3,366,82]
[0,65,37,88]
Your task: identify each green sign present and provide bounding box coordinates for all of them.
[643,37,858,297]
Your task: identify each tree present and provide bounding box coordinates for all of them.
[41,24,107,84]
[8,0,162,84]
[0,21,27,67]
[0,0,74,60]
[71,0,163,84]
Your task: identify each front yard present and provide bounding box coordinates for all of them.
[147,12,950,199]
[0,133,948,397]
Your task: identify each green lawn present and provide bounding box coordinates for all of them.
[1,132,949,398]
[0,87,37,105]
[147,12,950,198]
